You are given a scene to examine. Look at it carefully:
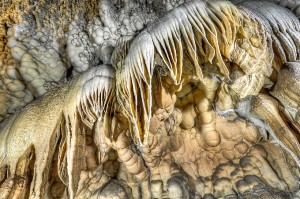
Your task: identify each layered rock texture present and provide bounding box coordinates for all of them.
[0,0,300,198]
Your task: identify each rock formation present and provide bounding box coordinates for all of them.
[0,0,300,198]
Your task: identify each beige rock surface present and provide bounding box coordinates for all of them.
[0,0,300,198]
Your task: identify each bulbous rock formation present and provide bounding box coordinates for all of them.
[0,0,300,198]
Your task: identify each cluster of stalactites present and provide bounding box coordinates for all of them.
[77,65,115,129]
[238,1,300,66]
[116,0,246,144]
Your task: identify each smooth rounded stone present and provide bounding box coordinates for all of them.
[234,142,249,154]
[243,175,263,187]
[202,130,221,147]
[135,20,144,30]
[31,78,46,88]
[99,181,128,198]
[7,37,18,48]
[213,177,236,197]
[194,97,211,114]
[21,61,38,74]
[220,140,235,151]
[236,179,251,193]
[243,124,260,143]
[26,68,39,78]
[14,90,26,98]
[49,66,65,81]
[6,66,21,80]
[20,52,34,62]
[6,80,25,92]
[198,111,215,124]
[222,150,235,160]
[167,180,184,199]
[6,27,14,37]
[176,83,192,98]
[35,86,47,96]
[3,77,13,85]
[11,46,26,62]
[180,105,195,130]
[48,62,59,69]
[6,59,15,66]
[95,28,104,37]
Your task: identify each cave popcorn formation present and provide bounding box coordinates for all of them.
[0,0,300,198]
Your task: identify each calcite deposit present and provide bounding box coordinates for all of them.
[0,0,300,198]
